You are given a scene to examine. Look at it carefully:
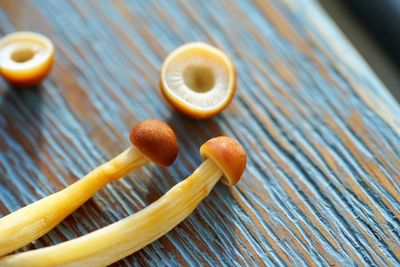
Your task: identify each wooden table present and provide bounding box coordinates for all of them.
[1,0,399,266]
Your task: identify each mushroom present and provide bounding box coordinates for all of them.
[0,32,55,86]
[160,42,236,119]
[0,119,178,257]
[0,136,246,267]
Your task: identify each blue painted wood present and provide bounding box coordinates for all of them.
[0,0,399,266]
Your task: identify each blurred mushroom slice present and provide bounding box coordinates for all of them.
[0,31,55,86]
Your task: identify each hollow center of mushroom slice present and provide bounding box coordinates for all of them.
[11,48,35,63]
[183,65,215,93]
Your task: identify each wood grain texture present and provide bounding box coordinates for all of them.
[0,0,399,266]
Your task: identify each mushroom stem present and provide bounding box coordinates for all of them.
[0,146,149,257]
[0,159,223,267]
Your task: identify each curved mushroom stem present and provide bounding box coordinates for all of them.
[0,159,223,267]
[0,146,149,257]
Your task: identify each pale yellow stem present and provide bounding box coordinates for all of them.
[0,159,223,267]
[0,146,149,257]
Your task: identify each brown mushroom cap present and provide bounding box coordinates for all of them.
[130,119,178,167]
[200,136,247,185]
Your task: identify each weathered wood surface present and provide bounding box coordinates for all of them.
[0,0,399,266]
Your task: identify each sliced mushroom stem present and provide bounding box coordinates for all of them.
[0,120,178,257]
[0,136,246,267]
